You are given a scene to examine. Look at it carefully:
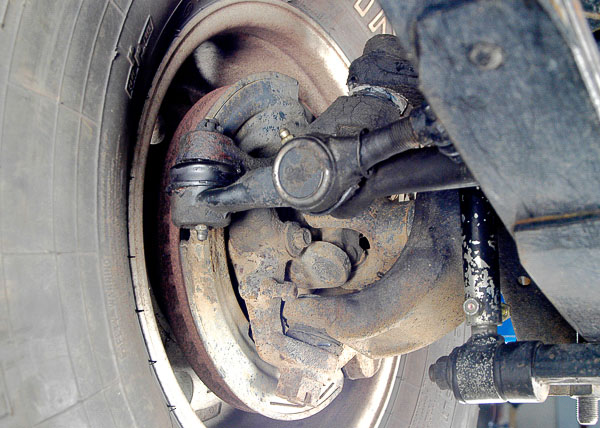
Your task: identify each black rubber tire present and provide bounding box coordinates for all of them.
[0,1,476,427]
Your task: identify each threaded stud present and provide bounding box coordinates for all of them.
[577,396,599,425]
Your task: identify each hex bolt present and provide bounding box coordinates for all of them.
[292,228,311,250]
[468,42,504,70]
[501,303,511,322]
[195,224,209,241]
[463,298,481,316]
[577,396,599,425]
[284,223,312,257]
[279,128,294,144]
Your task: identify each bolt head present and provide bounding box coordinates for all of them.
[285,224,312,257]
[463,298,481,316]
[195,224,209,241]
[468,42,504,70]
[297,229,312,246]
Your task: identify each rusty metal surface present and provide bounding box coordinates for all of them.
[133,1,412,422]
[289,241,351,289]
[228,209,349,407]
[342,354,382,380]
[283,191,465,358]
[158,73,352,419]
[156,29,466,419]
[175,129,245,166]
[304,197,413,291]
[156,86,253,411]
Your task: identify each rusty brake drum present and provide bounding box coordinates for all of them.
[158,72,464,418]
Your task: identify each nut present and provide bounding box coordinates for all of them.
[463,298,481,316]
[292,228,312,251]
[284,223,312,257]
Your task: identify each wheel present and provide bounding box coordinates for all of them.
[0,1,477,427]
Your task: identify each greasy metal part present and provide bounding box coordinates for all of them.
[533,343,600,382]
[308,90,403,136]
[168,124,243,229]
[169,72,311,228]
[153,73,341,420]
[228,209,348,407]
[272,135,337,210]
[200,109,430,216]
[188,38,469,220]
[333,148,476,218]
[430,339,600,412]
[429,187,539,404]
[206,73,312,149]
[199,166,285,213]
[430,189,600,419]
[304,198,412,291]
[283,191,465,358]
[460,188,502,335]
[429,338,549,404]
[347,34,421,107]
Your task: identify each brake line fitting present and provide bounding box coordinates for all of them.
[429,188,600,425]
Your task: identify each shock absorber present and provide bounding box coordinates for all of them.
[460,187,502,336]
[429,188,600,425]
[427,188,548,404]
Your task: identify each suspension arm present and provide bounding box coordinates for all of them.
[169,106,476,228]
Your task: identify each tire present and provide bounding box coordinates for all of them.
[0,1,476,427]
